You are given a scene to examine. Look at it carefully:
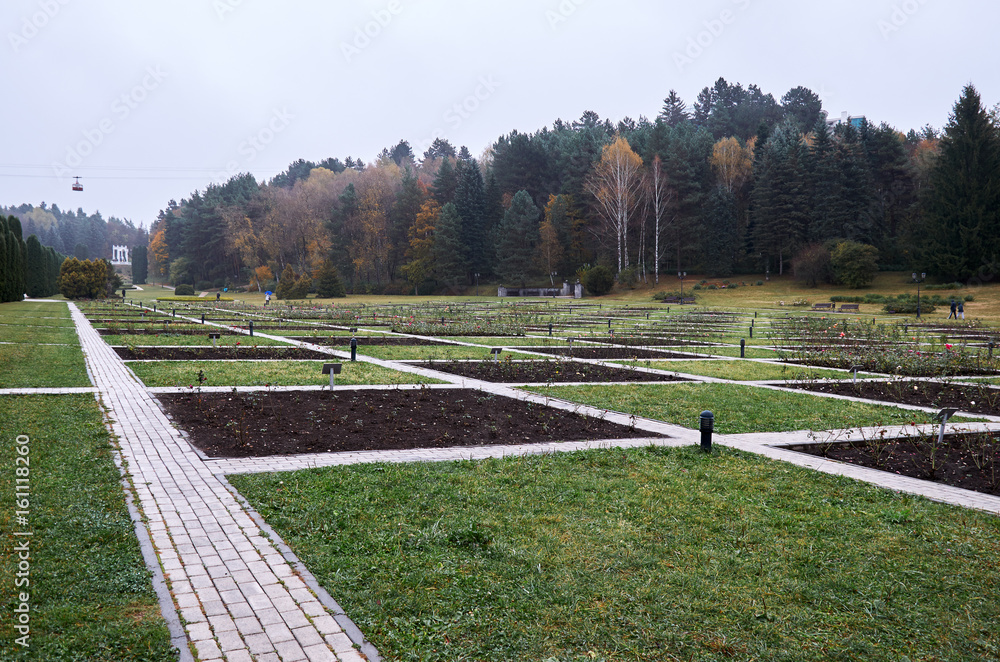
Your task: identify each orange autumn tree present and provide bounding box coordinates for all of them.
[585,134,644,274]
[148,227,169,279]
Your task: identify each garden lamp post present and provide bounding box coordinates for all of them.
[475,272,480,297]
[912,272,926,318]
[678,271,687,298]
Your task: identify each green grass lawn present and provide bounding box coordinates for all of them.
[614,359,873,381]
[0,395,177,661]
[0,302,89,388]
[0,302,79,346]
[0,344,91,388]
[697,345,782,358]
[229,447,1000,662]
[521,383,970,433]
[126,360,445,387]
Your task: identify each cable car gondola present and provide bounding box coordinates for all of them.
[72,176,83,192]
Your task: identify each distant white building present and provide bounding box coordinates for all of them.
[825,110,866,132]
[111,245,130,264]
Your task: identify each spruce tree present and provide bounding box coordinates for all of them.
[315,259,346,297]
[807,119,842,243]
[704,188,740,276]
[495,190,540,288]
[921,84,1000,280]
[454,159,487,278]
[751,121,810,274]
[431,157,459,205]
[432,203,467,290]
[659,90,690,126]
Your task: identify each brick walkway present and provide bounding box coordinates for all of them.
[70,303,369,662]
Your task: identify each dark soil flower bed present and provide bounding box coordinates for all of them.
[414,360,691,383]
[158,388,660,458]
[776,380,1000,416]
[783,357,999,378]
[526,346,701,360]
[285,336,445,346]
[787,433,999,496]
[114,346,333,361]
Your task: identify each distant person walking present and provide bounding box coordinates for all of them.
[958,301,965,319]
[949,299,957,319]
[264,292,271,306]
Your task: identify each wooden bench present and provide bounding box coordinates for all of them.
[839,303,860,312]
[812,303,834,310]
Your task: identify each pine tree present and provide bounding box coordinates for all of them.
[495,190,540,288]
[921,85,1000,280]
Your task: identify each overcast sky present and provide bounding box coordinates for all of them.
[2,0,995,229]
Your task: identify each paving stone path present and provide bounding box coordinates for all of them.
[70,303,369,662]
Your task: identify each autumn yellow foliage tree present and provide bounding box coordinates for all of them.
[710,136,754,193]
[401,199,440,294]
[585,134,644,274]
[536,195,565,285]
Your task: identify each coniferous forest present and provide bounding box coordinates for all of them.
[6,78,1000,295]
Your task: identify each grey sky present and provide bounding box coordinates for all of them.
[2,0,994,228]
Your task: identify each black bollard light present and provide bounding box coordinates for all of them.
[548,322,553,337]
[749,325,753,338]
[350,336,357,362]
[989,341,995,359]
[700,411,714,453]
[172,309,176,317]
[740,338,745,358]
[249,321,254,337]
[201,314,205,324]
